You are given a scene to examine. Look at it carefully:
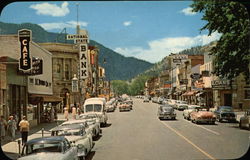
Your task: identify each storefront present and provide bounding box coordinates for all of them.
[0,64,7,118]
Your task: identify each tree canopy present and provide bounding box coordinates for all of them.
[191,0,250,81]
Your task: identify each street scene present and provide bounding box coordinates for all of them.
[0,1,250,160]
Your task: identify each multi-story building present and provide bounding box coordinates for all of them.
[0,34,57,126]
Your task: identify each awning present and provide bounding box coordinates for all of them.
[196,92,205,97]
[29,94,63,103]
[182,91,196,96]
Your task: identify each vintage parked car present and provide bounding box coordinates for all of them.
[118,102,131,112]
[183,105,201,120]
[152,97,159,103]
[167,99,177,108]
[18,136,78,160]
[124,100,133,110]
[60,119,98,138]
[50,124,93,160]
[79,114,102,138]
[157,105,176,120]
[214,106,236,122]
[176,103,188,111]
[239,109,250,130]
[143,97,150,102]
[83,98,108,126]
[106,101,115,112]
[190,108,216,124]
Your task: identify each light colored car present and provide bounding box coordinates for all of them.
[50,124,93,160]
[106,101,115,112]
[60,119,95,138]
[18,136,78,160]
[190,108,216,124]
[183,105,201,120]
[143,97,150,102]
[168,99,177,108]
[239,109,250,130]
[118,103,131,112]
[157,105,176,120]
[176,103,188,111]
[79,113,102,138]
[83,98,108,126]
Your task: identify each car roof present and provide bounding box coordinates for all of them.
[25,136,66,145]
[51,124,84,131]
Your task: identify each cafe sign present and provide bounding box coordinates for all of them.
[18,29,32,71]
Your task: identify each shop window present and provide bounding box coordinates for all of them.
[56,64,61,73]
[29,78,34,84]
[65,64,69,80]
[245,90,250,99]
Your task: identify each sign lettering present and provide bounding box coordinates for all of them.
[79,44,88,79]
[18,29,32,71]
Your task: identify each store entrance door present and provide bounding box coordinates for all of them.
[224,93,232,106]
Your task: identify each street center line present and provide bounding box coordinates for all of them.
[181,119,220,136]
[160,121,216,160]
[194,124,220,135]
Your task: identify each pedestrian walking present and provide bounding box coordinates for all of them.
[19,116,30,145]
[0,115,7,142]
[64,107,69,121]
[7,115,17,141]
[72,106,76,120]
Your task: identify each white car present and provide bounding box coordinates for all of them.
[176,103,188,111]
[79,113,102,139]
[50,124,93,160]
[60,119,94,138]
[18,136,78,160]
[183,105,201,120]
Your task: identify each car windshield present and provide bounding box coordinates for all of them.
[162,107,173,112]
[220,107,233,112]
[25,142,62,155]
[58,130,84,136]
[85,104,103,112]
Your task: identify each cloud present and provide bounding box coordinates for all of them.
[30,1,69,17]
[39,21,88,30]
[123,21,132,26]
[114,32,221,63]
[180,7,197,16]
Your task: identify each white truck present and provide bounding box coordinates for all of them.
[83,98,108,127]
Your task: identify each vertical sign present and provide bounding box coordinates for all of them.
[18,29,32,71]
[79,44,88,79]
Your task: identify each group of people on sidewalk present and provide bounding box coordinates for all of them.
[0,115,30,146]
[63,104,81,121]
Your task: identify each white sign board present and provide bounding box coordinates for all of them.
[72,80,79,92]
[79,44,89,79]
[67,34,89,44]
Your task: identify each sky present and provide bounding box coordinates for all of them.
[0,1,221,63]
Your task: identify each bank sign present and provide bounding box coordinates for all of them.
[79,44,89,79]
[18,29,32,71]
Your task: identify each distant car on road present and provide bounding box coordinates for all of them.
[183,105,201,120]
[239,109,250,130]
[214,106,236,122]
[118,102,131,112]
[143,97,150,102]
[190,108,216,124]
[176,103,188,111]
[157,105,176,120]
[18,136,78,160]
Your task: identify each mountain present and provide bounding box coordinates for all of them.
[133,42,216,81]
[0,21,153,80]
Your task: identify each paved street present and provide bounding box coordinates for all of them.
[87,98,249,160]
[1,98,249,160]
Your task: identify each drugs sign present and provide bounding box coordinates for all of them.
[79,44,89,79]
[18,29,32,71]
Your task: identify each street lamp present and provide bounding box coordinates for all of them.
[72,74,79,105]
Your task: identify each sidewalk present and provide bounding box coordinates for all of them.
[1,113,69,160]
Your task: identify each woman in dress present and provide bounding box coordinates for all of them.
[64,107,69,121]
[7,116,17,141]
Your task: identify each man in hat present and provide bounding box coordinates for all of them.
[19,116,29,145]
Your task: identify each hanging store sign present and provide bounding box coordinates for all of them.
[18,29,32,71]
[18,57,43,75]
[79,44,89,79]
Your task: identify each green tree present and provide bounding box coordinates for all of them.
[111,80,129,95]
[191,0,250,81]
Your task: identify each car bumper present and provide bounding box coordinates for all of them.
[221,117,236,121]
[197,118,216,123]
[159,114,176,119]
